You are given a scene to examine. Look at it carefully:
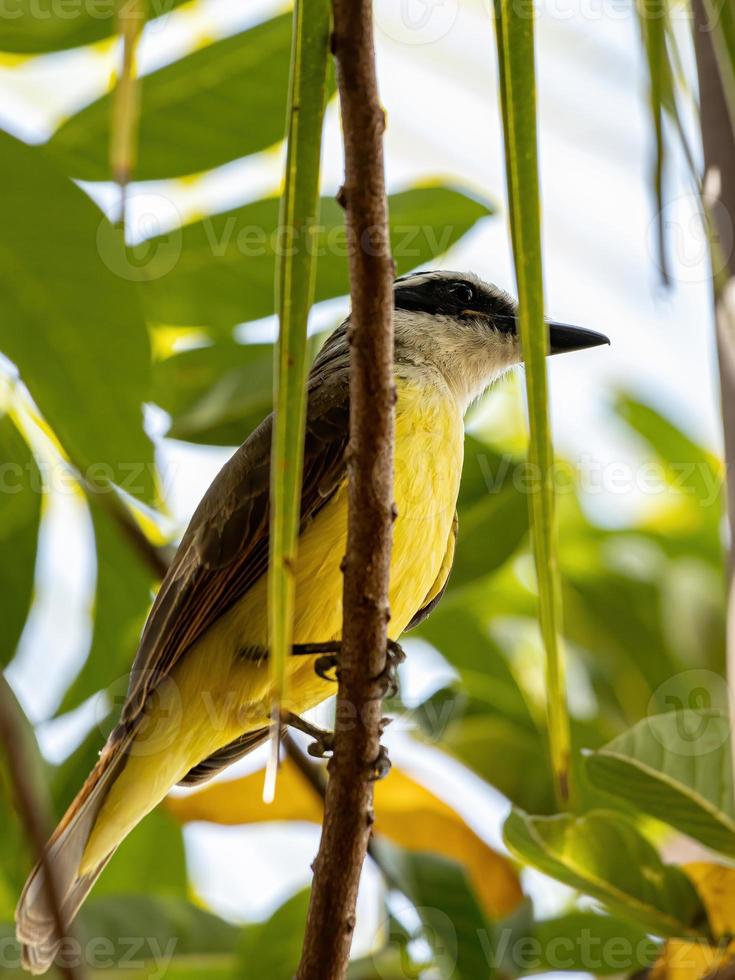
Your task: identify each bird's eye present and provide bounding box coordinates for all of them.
[449,283,474,307]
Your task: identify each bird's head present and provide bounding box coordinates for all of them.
[393,270,609,408]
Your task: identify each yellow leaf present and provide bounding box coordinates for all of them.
[650,940,735,980]
[166,759,523,919]
[684,863,735,939]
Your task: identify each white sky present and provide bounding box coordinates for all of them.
[0,0,719,966]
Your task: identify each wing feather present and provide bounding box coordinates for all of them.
[405,511,458,632]
[121,328,351,725]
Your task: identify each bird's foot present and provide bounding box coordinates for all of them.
[284,710,393,780]
[291,639,405,697]
[284,710,335,761]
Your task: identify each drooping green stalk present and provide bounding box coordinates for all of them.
[493,0,572,807]
[111,0,146,231]
[266,0,331,801]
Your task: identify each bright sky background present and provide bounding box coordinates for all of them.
[0,0,721,968]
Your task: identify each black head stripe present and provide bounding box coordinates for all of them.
[394,272,517,331]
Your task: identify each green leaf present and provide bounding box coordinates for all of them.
[444,715,556,814]
[494,0,570,803]
[268,0,331,739]
[235,888,310,980]
[47,14,301,181]
[79,894,238,958]
[0,414,40,666]
[0,0,186,54]
[0,132,154,501]
[152,341,274,446]
[414,606,535,728]
[526,911,659,975]
[137,187,492,335]
[55,498,156,715]
[503,809,706,937]
[585,710,735,857]
[428,436,528,593]
[615,396,721,516]
[374,842,493,980]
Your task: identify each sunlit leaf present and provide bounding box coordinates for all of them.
[684,863,735,939]
[0,0,186,54]
[648,939,735,980]
[47,14,310,181]
[585,711,735,856]
[503,809,706,937]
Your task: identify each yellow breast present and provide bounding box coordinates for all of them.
[81,378,466,870]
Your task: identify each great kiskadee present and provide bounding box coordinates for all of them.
[16,270,609,972]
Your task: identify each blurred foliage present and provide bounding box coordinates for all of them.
[0,4,732,980]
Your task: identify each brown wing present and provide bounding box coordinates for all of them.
[405,511,458,632]
[120,327,351,726]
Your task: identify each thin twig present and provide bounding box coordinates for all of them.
[0,677,82,980]
[691,0,735,813]
[295,1,395,975]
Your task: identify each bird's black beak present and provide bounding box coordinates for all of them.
[547,321,610,355]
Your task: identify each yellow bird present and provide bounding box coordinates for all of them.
[16,271,608,972]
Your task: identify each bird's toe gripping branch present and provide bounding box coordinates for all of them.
[291,638,405,697]
[288,639,406,779]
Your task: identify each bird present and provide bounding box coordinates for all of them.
[15,270,609,973]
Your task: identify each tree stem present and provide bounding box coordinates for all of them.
[691,0,735,805]
[295,1,395,975]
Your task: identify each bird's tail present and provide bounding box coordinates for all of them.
[15,727,134,975]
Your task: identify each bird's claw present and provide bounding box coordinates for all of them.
[369,744,392,781]
[376,640,406,698]
[315,654,340,683]
[306,730,335,761]
[294,639,405,697]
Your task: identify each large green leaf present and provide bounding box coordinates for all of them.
[47,14,299,181]
[0,0,187,54]
[414,607,535,728]
[526,911,658,975]
[444,715,556,814]
[55,499,156,715]
[137,187,492,334]
[0,132,154,500]
[235,888,310,979]
[420,436,528,594]
[585,711,735,857]
[494,0,570,804]
[0,415,41,666]
[152,341,274,446]
[503,809,706,937]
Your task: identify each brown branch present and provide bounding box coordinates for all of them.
[691,0,735,793]
[295,1,395,976]
[0,676,82,980]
